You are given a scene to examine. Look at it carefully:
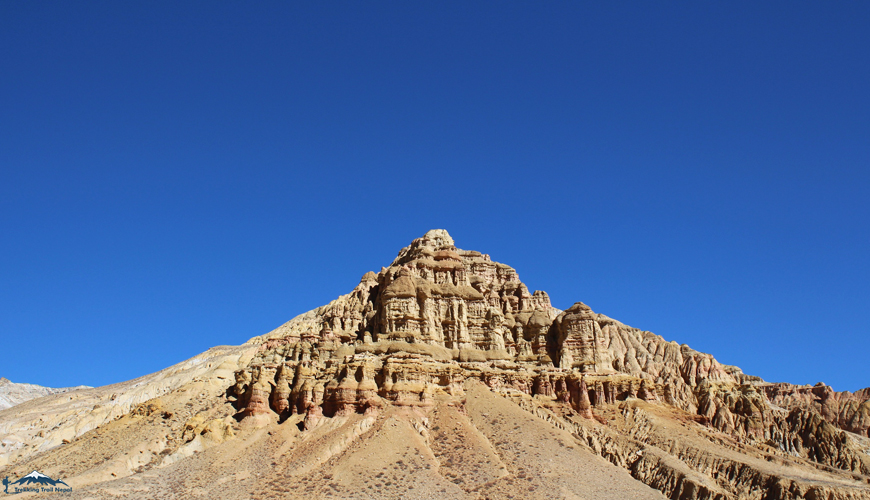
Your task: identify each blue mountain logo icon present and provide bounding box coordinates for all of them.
[3,470,69,493]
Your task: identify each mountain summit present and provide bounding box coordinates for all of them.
[1,230,868,499]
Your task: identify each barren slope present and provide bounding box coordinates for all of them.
[0,378,90,411]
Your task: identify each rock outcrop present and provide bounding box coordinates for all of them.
[229,230,870,499]
[236,231,759,430]
[1,229,868,500]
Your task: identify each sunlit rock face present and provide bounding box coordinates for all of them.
[230,229,870,491]
[5,229,870,500]
[376,229,558,356]
[234,230,564,419]
[552,302,613,373]
[236,230,761,424]
[271,229,560,360]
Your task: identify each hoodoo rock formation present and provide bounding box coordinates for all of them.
[233,231,750,428]
[1,229,868,500]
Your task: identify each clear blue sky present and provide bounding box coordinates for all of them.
[2,2,868,391]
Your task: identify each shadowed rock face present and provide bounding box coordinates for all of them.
[2,230,868,500]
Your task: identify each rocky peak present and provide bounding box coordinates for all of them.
[3,230,869,500]
[394,228,456,258]
[230,230,870,488]
[255,229,558,355]
[239,231,751,421]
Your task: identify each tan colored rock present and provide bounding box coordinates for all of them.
[554,303,614,373]
[0,378,90,411]
[2,230,868,500]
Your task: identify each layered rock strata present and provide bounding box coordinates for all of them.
[230,230,870,498]
[2,229,867,500]
[238,231,752,424]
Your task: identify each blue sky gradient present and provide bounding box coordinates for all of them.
[2,2,868,390]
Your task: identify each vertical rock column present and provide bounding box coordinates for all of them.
[569,374,594,419]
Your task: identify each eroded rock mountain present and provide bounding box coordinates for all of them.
[1,230,868,500]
